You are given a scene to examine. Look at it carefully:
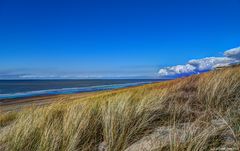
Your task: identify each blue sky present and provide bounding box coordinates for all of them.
[0,0,240,79]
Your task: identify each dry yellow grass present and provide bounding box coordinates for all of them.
[0,65,240,151]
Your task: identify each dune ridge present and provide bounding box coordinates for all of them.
[1,65,240,151]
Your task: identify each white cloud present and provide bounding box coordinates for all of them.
[158,46,240,78]
[224,47,240,60]
[188,57,236,71]
[158,64,196,77]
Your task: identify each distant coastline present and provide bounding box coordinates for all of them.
[0,79,165,112]
[0,79,165,100]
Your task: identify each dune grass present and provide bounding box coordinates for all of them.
[0,65,240,151]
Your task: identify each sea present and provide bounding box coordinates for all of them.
[0,79,164,99]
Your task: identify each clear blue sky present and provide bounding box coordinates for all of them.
[0,0,240,79]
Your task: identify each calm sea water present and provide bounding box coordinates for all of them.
[0,79,164,99]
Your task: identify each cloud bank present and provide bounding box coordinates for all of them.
[0,68,157,79]
[224,47,240,60]
[158,47,240,78]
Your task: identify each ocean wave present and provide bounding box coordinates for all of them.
[0,82,151,99]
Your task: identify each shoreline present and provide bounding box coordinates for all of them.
[0,81,158,100]
[0,81,160,113]
[0,91,96,113]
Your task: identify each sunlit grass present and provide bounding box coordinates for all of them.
[0,65,240,151]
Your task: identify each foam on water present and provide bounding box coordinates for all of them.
[0,82,150,99]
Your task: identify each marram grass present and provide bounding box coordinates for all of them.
[0,66,240,151]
